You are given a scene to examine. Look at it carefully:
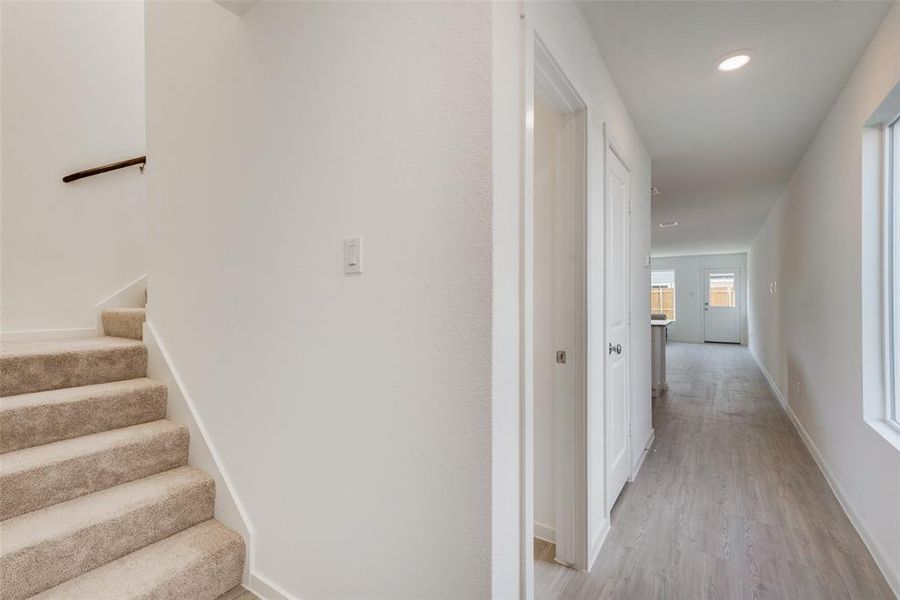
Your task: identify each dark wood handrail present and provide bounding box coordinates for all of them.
[62,156,146,183]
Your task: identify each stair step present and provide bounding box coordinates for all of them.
[0,337,147,397]
[0,466,215,600]
[0,420,188,520]
[31,519,244,600]
[102,308,146,340]
[0,378,167,453]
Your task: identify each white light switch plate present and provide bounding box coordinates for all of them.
[343,236,363,275]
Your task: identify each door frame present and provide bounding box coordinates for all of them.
[521,28,590,582]
[701,265,743,344]
[603,126,632,514]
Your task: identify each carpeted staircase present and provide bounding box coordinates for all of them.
[0,306,246,599]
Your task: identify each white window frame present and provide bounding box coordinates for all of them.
[650,269,675,320]
[863,83,900,452]
[885,113,900,433]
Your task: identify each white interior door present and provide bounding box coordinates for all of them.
[703,268,741,343]
[605,145,630,511]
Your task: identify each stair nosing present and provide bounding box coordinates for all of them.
[0,465,212,554]
[30,519,243,600]
[0,419,186,475]
[0,337,145,359]
[0,377,165,409]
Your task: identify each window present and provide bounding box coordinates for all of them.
[864,84,900,449]
[887,114,900,430]
[708,273,736,308]
[650,270,675,320]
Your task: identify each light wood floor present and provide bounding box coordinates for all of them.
[218,586,259,600]
[536,342,895,600]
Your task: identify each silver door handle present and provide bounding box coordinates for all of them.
[609,343,615,355]
[616,344,622,354]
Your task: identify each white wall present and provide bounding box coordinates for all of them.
[533,97,559,541]
[650,253,748,344]
[748,4,900,593]
[146,2,492,598]
[1,1,146,335]
[490,3,523,596]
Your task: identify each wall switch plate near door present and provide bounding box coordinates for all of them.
[343,236,363,275]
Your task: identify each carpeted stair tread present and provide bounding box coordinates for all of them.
[0,336,147,396]
[0,420,188,520]
[0,378,167,453]
[101,308,146,340]
[31,519,244,600]
[0,466,215,600]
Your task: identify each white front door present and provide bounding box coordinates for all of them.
[605,146,630,511]
[703,268,741,343]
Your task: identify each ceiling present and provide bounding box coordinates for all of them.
[578,0,894,257]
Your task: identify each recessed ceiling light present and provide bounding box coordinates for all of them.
[716,50,754,72]
[658,221,679,229]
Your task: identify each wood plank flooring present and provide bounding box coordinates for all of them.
[218,585,259,600]
[536,342,895,600]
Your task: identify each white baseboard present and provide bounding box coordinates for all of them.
[750,349,900,597]
[0,327,95,342]
[587,518,611,571]
[630,428,655,481]
[534,522,556,544]
[750,349,787,409]
[249,573,299,600]
[143,321,256,586]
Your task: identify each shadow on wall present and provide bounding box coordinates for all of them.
[786,353,806,415]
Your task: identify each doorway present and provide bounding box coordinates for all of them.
[526,36,589,577]
[703,268,741,343]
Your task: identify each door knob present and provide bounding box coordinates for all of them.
[609,343,615,355]
[616,344,622,354]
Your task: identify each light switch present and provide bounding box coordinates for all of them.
[343,236,363,275]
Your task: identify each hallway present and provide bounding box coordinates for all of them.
[536,342,894,599]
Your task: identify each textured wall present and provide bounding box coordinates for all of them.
[1,1,146,334]
[146,2,493,597]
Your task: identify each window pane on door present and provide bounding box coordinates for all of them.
[709,273,735,307]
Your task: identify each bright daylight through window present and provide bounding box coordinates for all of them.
[650,270,675,320]
[888,114,900,430]
[708,273,736,308]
